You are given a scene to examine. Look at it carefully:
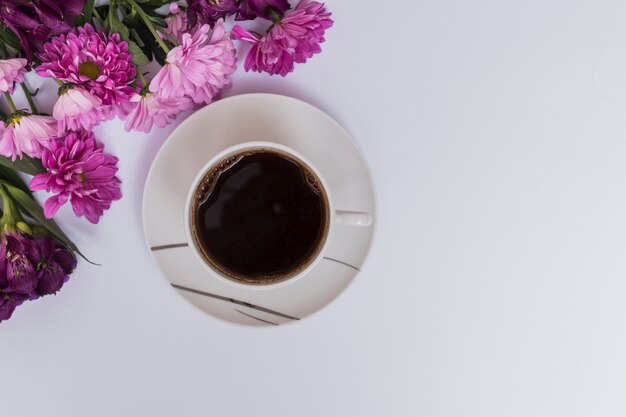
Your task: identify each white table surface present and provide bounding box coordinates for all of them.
[3,1,626,416]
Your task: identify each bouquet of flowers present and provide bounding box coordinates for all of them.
[0,0,332,322]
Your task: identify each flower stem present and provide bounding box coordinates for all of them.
[0,185,17,228]
[127,0,170,53]
[83,0,95,23]
[20,83,39,115]
[3,92,16,114]
[137,71,147,88]
[93,7,103,21]
[54,79,64,86]
[130,28,145,47]
[156,27,179,47]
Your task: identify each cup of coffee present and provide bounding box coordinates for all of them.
[189,144,329,285]
[144,94,376,324]
[186,141,365,286]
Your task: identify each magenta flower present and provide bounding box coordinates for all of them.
[0,58,27,94]
[36,24,137,106]
[0,0,86,62]
[233,0,332,76]
[53,84,107,133]
[124,89,191,134]
[0,112,57,160]
[150,21,237,104]
[163,3,188,43]
[30,130,122,224]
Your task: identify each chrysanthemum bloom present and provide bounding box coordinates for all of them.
[124,88,191,133]
[37,24,136,106]
[30,130,122,224]
[0,112,57,160]
[53,83,107,133]
[0,0,85,62]
[150,21,237,104]
[163,3,188,43]
[0,58,27,94]
[33,236,76,296]
[232,0,332,76]
[187,0,240,27]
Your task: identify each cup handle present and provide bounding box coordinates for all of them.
[335,210,373,226]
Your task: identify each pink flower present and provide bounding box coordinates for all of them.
[232,0,332,76]
[0,113,57,160]
[30,130,122,224]
[150,21,237,104]
[162,3,188,43]
[124,89,191,133]
[36,24,136,106]
[0,58,27,94]
[53,84,107,133]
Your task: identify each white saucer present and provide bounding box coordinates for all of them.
[142,94,376,326]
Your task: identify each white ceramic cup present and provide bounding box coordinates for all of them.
[184,141,372,288]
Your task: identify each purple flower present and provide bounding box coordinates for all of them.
[29,130,122,224]
[1,232,38,295]
[0,0,85,62]
[232,0,332,76]
[187,0,240,28]
[0,232,7,290]
[239,0,290,21]
[36,24,137,106]
[33,236,76,296]
[0,292,27,322]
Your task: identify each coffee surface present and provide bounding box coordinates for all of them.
[192,150,328,283]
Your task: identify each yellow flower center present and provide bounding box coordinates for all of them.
[78,61,101,80]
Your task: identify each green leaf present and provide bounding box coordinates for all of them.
[83,0,96,23]
[107,5,130,40]
[0,26,21,52]
[0,165,32,197]
[128,40,150,66]
[148,16,167,28]
[2,183,95,263]
[122,8,139,26]
[0,155,45,176]
[132,20,164,65]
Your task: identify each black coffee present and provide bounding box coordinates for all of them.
[191,149,329,284]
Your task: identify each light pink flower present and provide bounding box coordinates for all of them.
[53,84,107,133]
[0,113,57,160]
[150,21,237,104]
[162,3,188,43]
[232,0,332,76]
[124,89,191,133]
[0,58,27,94]
[29,129,122,224]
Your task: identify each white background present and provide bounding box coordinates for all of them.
[2,1,626,416]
